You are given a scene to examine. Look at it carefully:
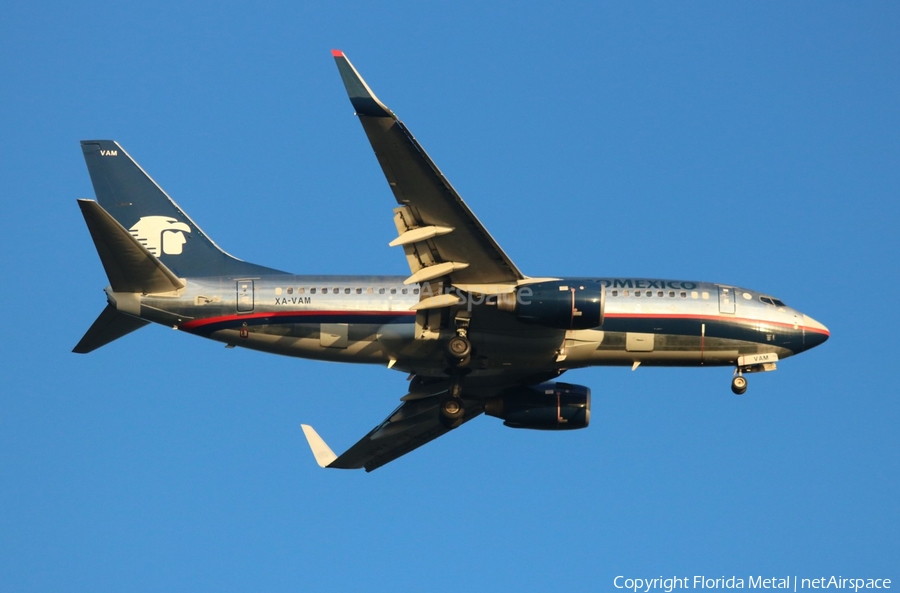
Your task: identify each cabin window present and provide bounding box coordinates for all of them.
[321,287,328,294]
[646,291,652,297]
[356,288,362,294]
[742,292,752,300]
[332,287,339,294]
[345,288,351,294]
[298,287,305,294]
[623,290,630,297]
[367,287,374,294]
[635,290,641,297]
[612,290,618,297]
[286,287,293,295]
[413,288,419,295]
[668,291,674,298]
[310,288,317,294]
[691,291,698,299]
[379,288,385,294]
[680,291,686,298]
[659,291,665,298]
[702,291,710,300]
[275,287,282,295]
[402,288,408,294]
[390,288,397,295]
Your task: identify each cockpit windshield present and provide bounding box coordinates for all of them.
[759,295,786,307]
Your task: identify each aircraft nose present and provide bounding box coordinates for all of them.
[802,314,830,349]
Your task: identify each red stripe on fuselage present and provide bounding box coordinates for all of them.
[604,312,830,336]
[177,309,829,337]
[179,309,415,331]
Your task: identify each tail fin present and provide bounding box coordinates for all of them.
[80,141,284,278]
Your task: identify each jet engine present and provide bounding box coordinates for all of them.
[485,382,591,430]
[497,280,604,330]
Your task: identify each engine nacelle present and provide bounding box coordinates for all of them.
[485,382,591,430]
[499,280,604,330]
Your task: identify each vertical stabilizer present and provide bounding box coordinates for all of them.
[80,141,284,278]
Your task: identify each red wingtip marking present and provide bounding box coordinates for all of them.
[331,49,344,57]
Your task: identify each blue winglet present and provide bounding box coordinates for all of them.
[332,50,394,118]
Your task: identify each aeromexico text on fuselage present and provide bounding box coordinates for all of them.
[601,279,698,290]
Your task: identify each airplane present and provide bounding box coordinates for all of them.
[74,50,830,472]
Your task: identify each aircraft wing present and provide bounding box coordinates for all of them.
[333,50,525,290]
[302,394,482,472]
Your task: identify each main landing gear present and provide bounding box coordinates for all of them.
[439,376,466,428]
[439,395,465,428]
[447,336,471,363]
[445,313,472,368]
[440,313,472,428]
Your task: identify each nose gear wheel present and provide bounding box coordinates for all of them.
[731,374,748,395]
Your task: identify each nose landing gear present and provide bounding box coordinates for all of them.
[730,353,779,395]
[731,374,748,395]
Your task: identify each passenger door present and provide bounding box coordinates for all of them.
[236,280,255,313]
[718,286,735,314]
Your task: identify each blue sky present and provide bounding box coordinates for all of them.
[1,2,897,591]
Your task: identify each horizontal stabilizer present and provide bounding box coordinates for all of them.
[77,199,184,294]
[73,304,149,353]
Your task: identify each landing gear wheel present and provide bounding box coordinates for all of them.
[447,336,472,359]
[439,396,465,428]
[446,336,472,368]
[731,375,748,395]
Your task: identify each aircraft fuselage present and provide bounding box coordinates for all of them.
[124,274,828,389]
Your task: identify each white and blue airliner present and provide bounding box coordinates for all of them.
[74,51,829,471]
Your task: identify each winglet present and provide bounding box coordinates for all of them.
[332,50,393,118]
[301,424,338,468]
